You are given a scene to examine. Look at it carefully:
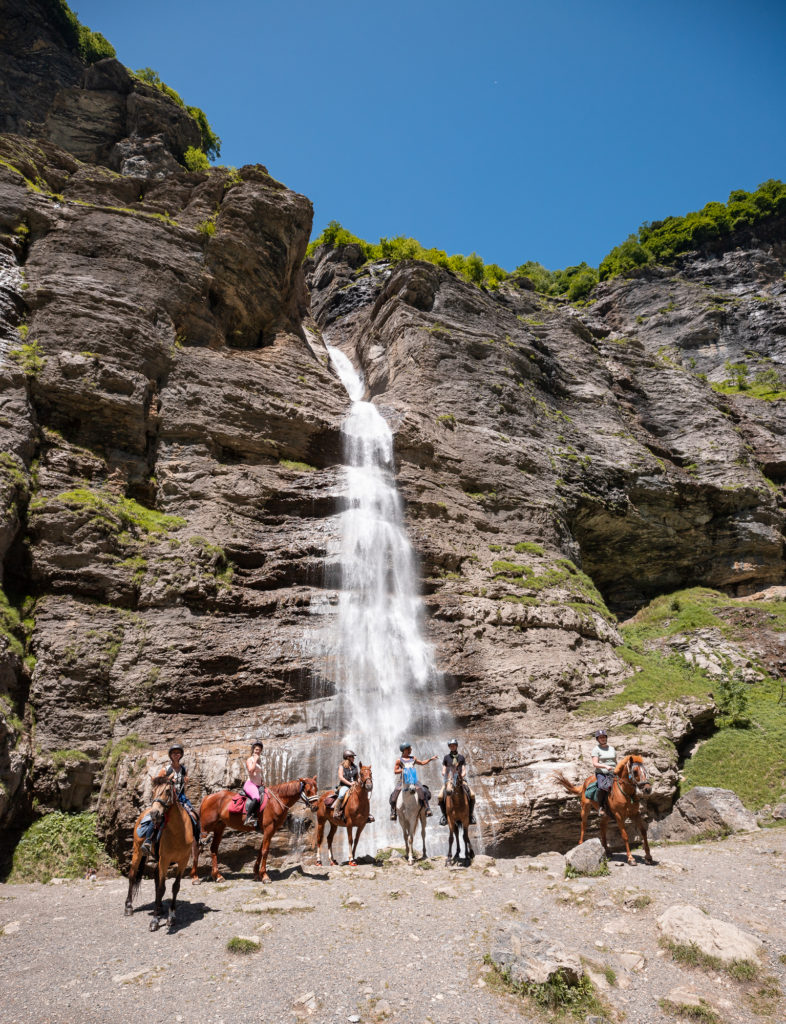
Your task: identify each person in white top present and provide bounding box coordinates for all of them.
[590,729,616,808]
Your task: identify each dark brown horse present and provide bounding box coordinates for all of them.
[314,763,373,866]
[553,754,654,865]
[444,766,474,865]
[195,776,318,883]
[125,775,197,931]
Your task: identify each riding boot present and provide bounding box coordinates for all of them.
[141,837,153,856]
[438,798,447,826]
[367,814,375,823]
[425,802,433,817]
[245,797,258,828]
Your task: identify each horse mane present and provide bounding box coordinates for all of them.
[270,779,302,798]
[614,754,643,775]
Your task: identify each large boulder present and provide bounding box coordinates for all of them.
[565,837,607,875]
[490,924,584,986]
[649,787,758,842]
[657,904,760,963]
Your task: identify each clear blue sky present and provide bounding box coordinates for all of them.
[73,0,786,270]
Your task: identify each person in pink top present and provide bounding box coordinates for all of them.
[243,740,265,827]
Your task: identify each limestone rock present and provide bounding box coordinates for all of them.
[649,787,759,842]
[564,838,607,875]
[656,903,761,962]
[490,923,584,986]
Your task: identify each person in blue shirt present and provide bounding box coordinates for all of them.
[388,742,438,821]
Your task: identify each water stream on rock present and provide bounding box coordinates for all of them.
[324,345,451,849]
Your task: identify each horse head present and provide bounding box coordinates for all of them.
[445,767,462,795]
[150,774,175,824]
[621,755,651,796]
[359,763,373,792]
[299,775,319,808]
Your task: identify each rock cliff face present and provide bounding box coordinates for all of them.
[1,0,784,866]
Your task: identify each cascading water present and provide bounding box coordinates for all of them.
[324,344,451,847]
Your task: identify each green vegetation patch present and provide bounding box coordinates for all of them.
[41,0,115,64]
[133,69,220,159]
[0,587,23,659]
[50,749,90,767]
[711,362,786,401]
[663,940,759,981]
[9,811,111,883]
[486,959,607,1019]
[513,541,545,555]
[226,937,260,954]
[600,179,786,279]
[580,587,786,809]
[38,488,186,537]
[659,998,722,1023]
[9,340,45,378]
[279,458,318,472]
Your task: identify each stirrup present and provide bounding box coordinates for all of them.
[246,816,258,828]
[425,808,433,817]
[141,838,153,855]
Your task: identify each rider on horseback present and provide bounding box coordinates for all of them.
[389,743,438,821]
[138,743,199,856]
[244,740,265,827]
[333,749,358,822]
[591,729,616,810]
[437,739,477,826]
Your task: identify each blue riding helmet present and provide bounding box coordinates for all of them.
[399,742,412,752]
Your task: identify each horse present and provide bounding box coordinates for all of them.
[194,775,318,883]
[314,763,374,867]
[125,774,196,931]
[397,783,427,864]
[444,766,474,865]
[553,754,654,865]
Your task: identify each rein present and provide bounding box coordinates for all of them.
[613,759,648,805]
[267,780,317,815]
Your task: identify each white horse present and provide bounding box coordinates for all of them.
[397,784,427,864]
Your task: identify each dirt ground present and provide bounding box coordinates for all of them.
[1,827,785,1024]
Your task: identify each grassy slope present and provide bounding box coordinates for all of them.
[578,588,786,809]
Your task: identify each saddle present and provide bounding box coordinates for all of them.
[324,793,337,808]
[229,789,270,815]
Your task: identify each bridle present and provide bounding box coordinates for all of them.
[614,758,650,803]
[268,778,318,814]
[150,778,176,819]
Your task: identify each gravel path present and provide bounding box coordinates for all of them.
[1,829,785,1024]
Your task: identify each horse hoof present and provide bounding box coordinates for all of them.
[329,858,338,867]
[261,875,271,884]
[191,877,201,886]
[214,874,225,883]
[348,860,356,867]
[645,857,654,865]
[149,919,159,932]
[124,905,133,917]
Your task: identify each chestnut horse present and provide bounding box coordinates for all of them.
[195,776,318,883]
[553,754,654,865]
[314,763,373,866]
[444,766,474,865]
[125,775,197,931]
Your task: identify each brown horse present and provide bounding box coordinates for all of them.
[314,763,373,866]
[195,775,318,883]
[553,754,654,865]
[444,766,475,865]
[125,775,197,931]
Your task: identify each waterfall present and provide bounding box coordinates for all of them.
[325,344,450,848]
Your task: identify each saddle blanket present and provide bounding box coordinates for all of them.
[229,789,270,815]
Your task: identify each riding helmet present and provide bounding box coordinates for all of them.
[168,743,185,757]
[399,742,412,752]
[594,729,608,739]
[250,739,264,750]
[343,748,356,759]
[447,738,459,746]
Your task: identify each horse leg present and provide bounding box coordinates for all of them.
[258,825,274,883]
[150,863,166,932]
[314,814,325,865]
[347,824,359,867]
[465,823,475,861]
[446,822,454,866]
[168,871,182,931]
[209,823,226,883]
[190,829,201,882]
[354,823,366,864]
[635,812,654,864]
[327,823,339,867]
[420,811,428,861]
[616,814,634,864]
[579,797,588,844]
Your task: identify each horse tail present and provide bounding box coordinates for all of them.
[129,850,147,900]
[552,771,582,796]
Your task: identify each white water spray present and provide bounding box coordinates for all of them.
[326,345,449,846]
